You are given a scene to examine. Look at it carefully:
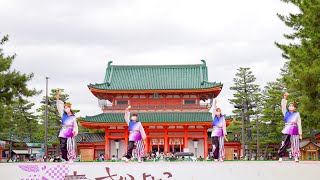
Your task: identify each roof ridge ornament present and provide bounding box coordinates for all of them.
[107,61,113,67]
[106,66,114,86]
[201,59,206,66]
[200,65,204,85]
[105,61,114,86]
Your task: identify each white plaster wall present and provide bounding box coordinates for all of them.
[109,140,125,159]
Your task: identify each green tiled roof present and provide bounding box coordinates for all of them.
[81,112,221,123]
[2,133,105,144]
[88,60,222,90]
[75,133,105,142]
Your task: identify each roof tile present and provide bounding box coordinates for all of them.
[81,112,231,123]
[88,61,222,90]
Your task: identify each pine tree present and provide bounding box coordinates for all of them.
[276,0,320,140]
[259,79,286,158]
[11,99,40,142]
[0,35,40,139]
[229,67,261,116]
[229,67,261,158]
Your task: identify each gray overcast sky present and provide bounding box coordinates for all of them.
[0,0,297,117]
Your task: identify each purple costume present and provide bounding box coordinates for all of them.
[57,100,78,161]
[124,109,146,159]
[209,104,227,159]
[277,99,302,158]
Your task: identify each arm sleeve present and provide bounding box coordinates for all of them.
[140,123,147,139]
[73,118,79,136]
[209,104,217,119]
[297,113,302,135]
[56,100,64,117]
[124,109,130,125]
[281,99,287,116]
[223,118,227,136]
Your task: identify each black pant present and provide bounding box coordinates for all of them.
[125,141,135,159]
[212,137,220,159]
[60,137,68,161]
[277,134,291,158]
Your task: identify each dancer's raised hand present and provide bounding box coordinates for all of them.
[56,89,61,100]
[283,92,289,100]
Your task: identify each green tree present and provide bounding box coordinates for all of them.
[11,99,40,142]
[229,67,261,158]
[229,67,261,116]
[0,34,40,139]
[276,0,320,140]
[259,79,285,158]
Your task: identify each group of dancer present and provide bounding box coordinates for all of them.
[56,90,302,163]
[207,92,302,163]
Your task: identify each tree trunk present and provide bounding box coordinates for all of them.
[310,128,316,143]
[56,144,60,156]
[263,143,269,159]
[256,114,260,158]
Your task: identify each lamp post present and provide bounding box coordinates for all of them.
[115,140,119,160]
[44,77,49,159]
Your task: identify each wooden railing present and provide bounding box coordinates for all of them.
[102,104,210,109]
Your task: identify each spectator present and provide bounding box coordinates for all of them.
[198,156,203,161]
[49,156,54,162]
[53,155,61,162]
[29,156,35,162]
[98,154,105,161]
[37,156,44,162]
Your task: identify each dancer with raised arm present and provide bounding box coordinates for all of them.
[277,92,302,162]
[209,98,228,162]
[124,105,146,163]
[56,89,78,163]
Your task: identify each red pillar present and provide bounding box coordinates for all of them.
[204,128,208,158]
[184,126,188,151]
[164,126,168,153]
[125,130,128,153]
[112,98,115,108]
[105,128,109,159]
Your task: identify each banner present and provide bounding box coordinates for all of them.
[0,161,319,180]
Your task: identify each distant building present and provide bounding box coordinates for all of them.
[79,60,241,160]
